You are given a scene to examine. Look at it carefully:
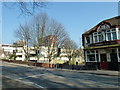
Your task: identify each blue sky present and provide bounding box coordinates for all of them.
[2,2,118,46]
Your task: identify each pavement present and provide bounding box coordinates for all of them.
[55,69,119,76]
[2,61,119,76]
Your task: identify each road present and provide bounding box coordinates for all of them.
[1,61,119,89]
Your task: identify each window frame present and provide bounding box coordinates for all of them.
[86,50,98,62]
[93,28,117,42]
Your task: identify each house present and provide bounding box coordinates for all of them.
[82,16,120,70]
[53,47,84,65]
[0,44,24,60]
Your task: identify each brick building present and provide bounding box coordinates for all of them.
[82,16,120,70]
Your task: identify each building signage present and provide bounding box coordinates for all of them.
[89,40,119,47]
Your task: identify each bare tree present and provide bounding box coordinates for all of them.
[62,38,78,62]
[47,19,69,47]
[15,23,31,61]
[3,0,47,16]
[30,13,49,62]
[15,12,69,64]
[30,13,68,63]
[45,19,68,64]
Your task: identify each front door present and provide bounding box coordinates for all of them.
[110,53,118,70]
[100,54,108,70]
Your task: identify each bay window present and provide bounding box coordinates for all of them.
[89,28,118,44]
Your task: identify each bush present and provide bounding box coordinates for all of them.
[9,54,17,60]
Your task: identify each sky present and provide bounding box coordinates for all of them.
[2,1,118,47]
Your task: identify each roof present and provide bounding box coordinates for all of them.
[1,44,23,47]
[83,16,120,35]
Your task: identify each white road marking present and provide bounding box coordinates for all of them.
[3,76,46,89]
[18,74,47,80]
[33,83,46,88]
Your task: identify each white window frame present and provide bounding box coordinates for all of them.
[85,35,90,46]
[111,28,117,40]
[106,28,117,41]
[86,50,98,62]
[93,32,98,43]
[92,28,118,43]
[89,35,92,44]
[116,28,119,39]
[117,48,120,62]
[117,28,120,39]
[106,29,111,41]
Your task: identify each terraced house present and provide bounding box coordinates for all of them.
[82,16,120,71]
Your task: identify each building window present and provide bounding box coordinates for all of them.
[86,50,97,61]
[93,32,98,43]
[106,28,117,41]
[86,36,90,44]
[90,28,118,44]
[85,36,90,46]
[91,34,94,43]
[118,29,120,39]
[107,33,111,40]
[17,55,22,58]
[92,28,117,43]
[94,36,97,42]
[106,30,111,40]
[93,31,105,43]
[98,32,104,42]
[97,23,110,31]
[87,55,95,61]
[112,32,117,40]
[111,29,117,40]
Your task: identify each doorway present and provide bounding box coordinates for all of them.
[110,53,118,70]
[100,54,108,70]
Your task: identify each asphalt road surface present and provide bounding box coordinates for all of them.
[1,61,119,89]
